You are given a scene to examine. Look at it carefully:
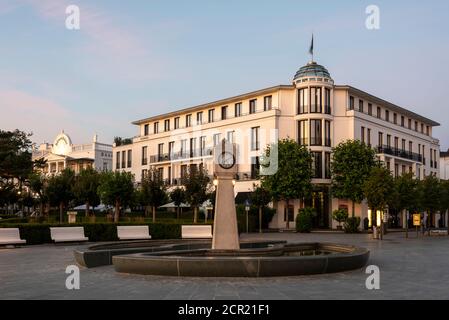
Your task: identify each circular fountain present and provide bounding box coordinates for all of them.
[74,141,369,277]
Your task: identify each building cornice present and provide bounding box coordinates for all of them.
[335,85,440,127]
[131,85,294,125]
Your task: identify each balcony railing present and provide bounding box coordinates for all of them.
[150,148,213,163]
[377,145,422,162]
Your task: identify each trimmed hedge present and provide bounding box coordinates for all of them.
[0,222,193,245]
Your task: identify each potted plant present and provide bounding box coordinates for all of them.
[332,209,348,230]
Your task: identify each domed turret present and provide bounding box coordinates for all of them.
[293,61,332,82]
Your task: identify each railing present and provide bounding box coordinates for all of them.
[150,148,213,163]
[377,145,422,162]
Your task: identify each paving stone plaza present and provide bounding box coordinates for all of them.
[1,232,448,300]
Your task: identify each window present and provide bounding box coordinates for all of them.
[208,109,215,123]
[249,99,257,114]
[324,120,331,147]
[377,107,381,119]
[168,142,174,159]
[378,132,383,146]
[426,126,430,136]
[421,123,424,133]
[158,168,164,181]
[251,157,260,179]
[387,134,391,148]
[401,139,406,151]
[186,114,192,127]
[409,141,413,153]
[227,131,234,144]
[401,116,405,127]
[361,127,365,144]
[310,87,322,113]
[141,146,148,165]
[121,151,126,168]
[221,106,228,120]
[430,148,433,168]
[298,88,308,114]
[164,119,170,131]
[408,119,411,129]
[190,138,197,158]
[264,96,272,111]
[200,137,206,156]
[298,120,308,146]
[174,117,180,129]
[359,100,364,113]
[395,164,399,177]
[154,122,159,134]
[415,121,418,131]
[325,88,331,114]
[180,140,187,157]
[367,128,371,146]
[144,124,149,136]
[234,103,242,117]
[127,150,132,168]
[181,165,187,179]
[116,152,120,169]
[386,110,390,122]
[251,127,260,151]
[368,103,372,116]
[349,96,354,110]
[394,137,399,150]
[392,112,396,124]
[310,120,322,146]
[312,152,323,178]
[325,152,331,179]
[213,133,221,146]
[158,143,164,161]
[167,166,171,184]
[196,112,203,125]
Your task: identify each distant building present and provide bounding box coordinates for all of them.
[440,149,449,180]
[32,131,113,174]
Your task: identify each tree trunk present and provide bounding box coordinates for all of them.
[39,202,44,218]
[428,210,432,236]
[194,207,198,223]
[371,207,377,240]
[152,206,156,223]
[352,201,355,218]
[59,202,64,223]
[285,199,290,229]
[405,210,408,239]
[176,207,180,220]
[259,206,263,233]
[85,201,90,217]
[114,200,120,223]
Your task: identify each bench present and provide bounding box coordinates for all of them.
[117,226,152,240]
[50,227,89,243]
[0,228,26,246]
[430,230,447,236]
[181,225,213,239]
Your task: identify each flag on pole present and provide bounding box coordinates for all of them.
[309,34,314,61]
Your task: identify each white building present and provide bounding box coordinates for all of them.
[32,131,113,174]
[113,58,440,230]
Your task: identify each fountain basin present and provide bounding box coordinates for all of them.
[112,243,369,277]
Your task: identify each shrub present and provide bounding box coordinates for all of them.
[296,207,316,233]
[236,205,275,233]
[344,217,361,233]
[332,209,348,229]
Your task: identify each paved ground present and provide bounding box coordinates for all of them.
[1,231,449,300]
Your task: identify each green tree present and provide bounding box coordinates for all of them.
[0,130,34,181]
[331,140,377,217]
[261,139,313,229]
[73,167,100,217]
[363,166,394,239]
[170,187,186,220]
[46,168,75,223]
[389,172,420,237]
[250,184,272,233]
[332,209,349,229]
[182,166,211,223]
[418,175,441,234]
[97,171,135,223]
[140,168,167,222]
[28,172,47,216]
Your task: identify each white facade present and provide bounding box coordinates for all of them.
[113,60,440,230]
[32,131,113,174]
[440,150,449,180]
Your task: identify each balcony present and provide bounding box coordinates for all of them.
[377,145,422,163]
[150,148,213,163]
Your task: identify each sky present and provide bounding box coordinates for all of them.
[0,0,448,149]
